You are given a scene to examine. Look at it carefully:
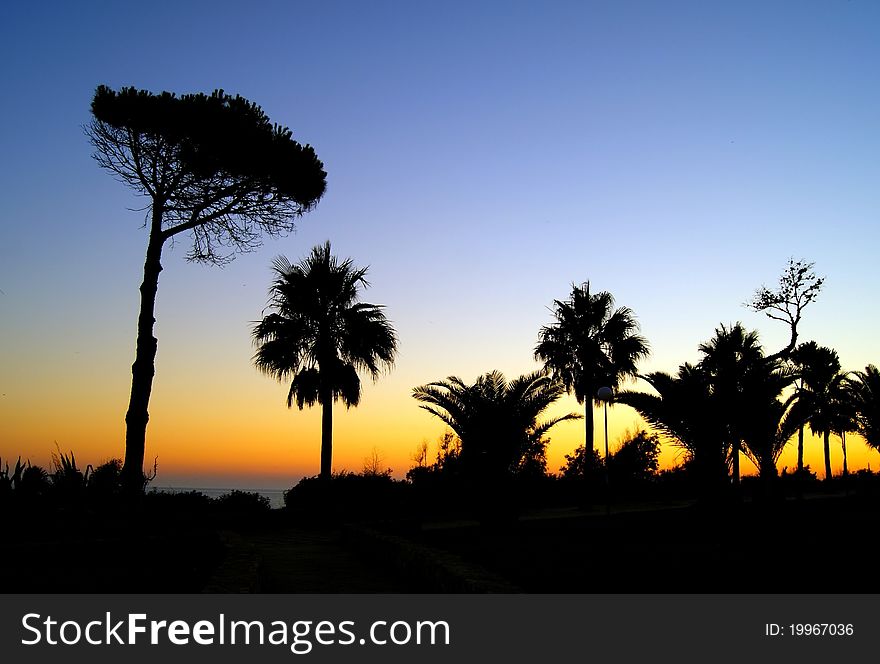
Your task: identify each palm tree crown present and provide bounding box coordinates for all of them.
[617,363,729,486]
[535,282,649,458]
[849,365,880,451]
[253,241,397,479]
[695,323,768,484]
[412,370,579,478]
[736,359,800,479]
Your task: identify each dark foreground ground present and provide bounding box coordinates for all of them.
[407,496,880,592]
[4,492,880,593]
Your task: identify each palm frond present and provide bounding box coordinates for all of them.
[412,370,573,476]
[253,242,398,408]
[536,282,649,408]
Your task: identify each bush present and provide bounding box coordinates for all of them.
[607,430,661,485]
[214,489,271,514]
[18,464,51,504]
[559,445,603,481]
[87,459,122,501]
[284,472,412,522]
[558,430,661,499]
[144,489,214,515]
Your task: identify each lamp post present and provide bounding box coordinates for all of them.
[597,386,613,515]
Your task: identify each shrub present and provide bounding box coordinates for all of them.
[284,472,411,521]
[214,489,271,514]
[18,464,51,502]
[88,458,122,500]
[607,430,661,484]
[144,489,214,515]
[559,445,603,481]
[50,449,88,500]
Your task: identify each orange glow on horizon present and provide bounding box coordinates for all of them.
[4,379,879,490]
[2,339,877,489]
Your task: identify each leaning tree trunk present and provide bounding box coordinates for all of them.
[122,205,165,495]
[823,431,832,481]
[320,386,333,480]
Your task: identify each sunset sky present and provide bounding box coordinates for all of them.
[1,0,879,489]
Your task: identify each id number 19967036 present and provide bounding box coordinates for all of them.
[764,623,854,637]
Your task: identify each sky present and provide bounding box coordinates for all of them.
[1,0,879,488]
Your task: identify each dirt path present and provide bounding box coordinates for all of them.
[245,528,410,592]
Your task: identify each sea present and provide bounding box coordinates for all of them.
[148,486,287,509]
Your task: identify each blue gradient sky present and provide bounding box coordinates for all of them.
[1,1,879,486]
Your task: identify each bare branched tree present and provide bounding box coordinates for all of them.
[746,258,824,361]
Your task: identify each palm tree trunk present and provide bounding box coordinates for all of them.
[841,432,848,477]
[320,387,333,480]
[797,426,804,473]
[760,454,777,500]
[585,401,594,455]
[122,206,164,495]
[731,439,741,485]
[823,431,832,481]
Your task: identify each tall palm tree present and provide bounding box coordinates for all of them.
[696,323,765,485]
[412,370,579,479]
[789,342,845,481]
[252,242,398,480]
[535,282,649,465]
[848,365,880,452]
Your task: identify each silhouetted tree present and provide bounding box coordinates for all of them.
[737,359,801,481]
[849,365,880,451]
[747,258,824,361]
[252,242,397,480]
[791,343,846,481]
[432,431,462,472]
[86,86,326,493]
[559,444,603,481]
[832,380,859,477]
[606,430,661,484]
[535,283,649,469]
[620,325,797,493]
[618,363,729,494]
[412,370,578,480]
[790,342,817,474]
[697,323,765,485]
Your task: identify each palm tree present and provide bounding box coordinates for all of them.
[617,363,729,493]
[736,360,800,481]
[252,242,397,480]
[848,365,880,452]
[535,282,649,465]
[789,342,815,474]
[412,370,579,479]
[789,342,845,481]
[696,323,765,485]
[832,392,858,477]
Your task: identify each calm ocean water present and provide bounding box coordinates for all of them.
[148,486,286,509]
